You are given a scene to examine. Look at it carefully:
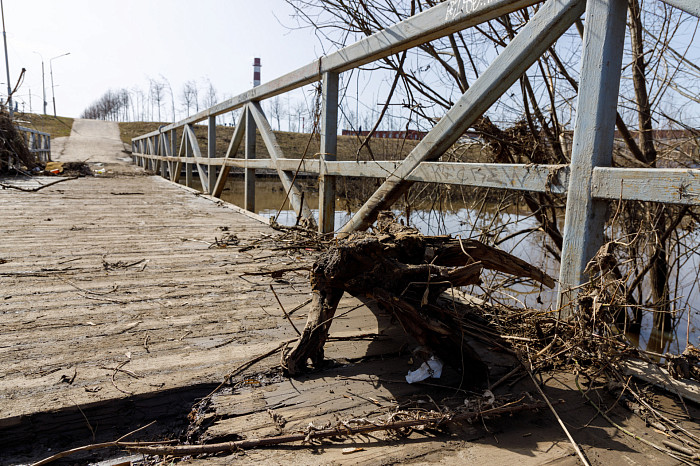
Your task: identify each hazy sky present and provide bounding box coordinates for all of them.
[3,0,322,118]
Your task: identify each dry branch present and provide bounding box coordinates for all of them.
[125,401,548,457]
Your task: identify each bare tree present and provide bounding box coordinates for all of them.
[201,77,218,110]
[181,80,198,117]
[149,78,166,122]
[269,95,284,130]
[160,75,176,121]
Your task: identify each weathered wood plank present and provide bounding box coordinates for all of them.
[621,359,700,404]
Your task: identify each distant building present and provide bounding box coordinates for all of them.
[342,129,482,141]
[342,129,428,140]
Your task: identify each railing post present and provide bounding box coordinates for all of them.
[160,133,167,178]
[141,140,145,167]
[170,129,177,181]
[244,105,256,212]
[557,0,628,313]
[185,125,193,187]
[319,71,339,234]
[207,115,217,194]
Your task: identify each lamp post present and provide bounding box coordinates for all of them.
[1,0,12,118]
[33,51,46,115]
[49,52,69,117]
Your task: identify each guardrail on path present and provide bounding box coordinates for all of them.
[17,126,51,162]
[131,0,700,310]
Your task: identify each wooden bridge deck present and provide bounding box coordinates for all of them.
[2,112,692,464]
[0,172,405,458]
[0,173,689,466]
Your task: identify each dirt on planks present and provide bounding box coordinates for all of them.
[7,182,700,465]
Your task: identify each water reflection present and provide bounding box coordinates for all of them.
[186,177,698,354]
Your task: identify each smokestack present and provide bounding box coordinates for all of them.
[253,57,261,87]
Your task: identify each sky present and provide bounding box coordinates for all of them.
[2,0,322,119]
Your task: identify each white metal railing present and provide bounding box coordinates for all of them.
[131,0,699,309]
[17,126,51,162]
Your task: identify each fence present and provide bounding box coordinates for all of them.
[131,0,700,310]
[17,126,51,162]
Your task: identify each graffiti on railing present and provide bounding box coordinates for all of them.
[445,0,496,20]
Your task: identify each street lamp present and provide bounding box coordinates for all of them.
[32,51,46,115]
[49,52,69,117]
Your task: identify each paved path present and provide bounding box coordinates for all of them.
[52,118,140,174]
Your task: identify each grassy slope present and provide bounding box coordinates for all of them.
[14,113,75,138]
[118,121,488,162]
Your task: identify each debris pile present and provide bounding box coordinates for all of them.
[0,109,39,172]
[282,212,554,377]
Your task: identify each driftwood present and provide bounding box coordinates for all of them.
[124,401,548,457]
[282,212,554,378]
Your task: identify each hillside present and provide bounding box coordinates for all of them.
[119,121,426,162]
[14,113,74,139]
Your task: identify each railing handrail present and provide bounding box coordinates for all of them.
[16,125,51,162]
[16,126,50,138]
[130,0,699,311]
[132,0,543,141]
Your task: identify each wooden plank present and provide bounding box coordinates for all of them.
[339,0,586,235]
[319,72,339,234]
[184,124,211,192]
[0,172,323,437]
[212,112,247,198]
[133,0,541,140]
[592,167,700,205]
[248,102,316,228]
[621,359,700,404]
[557,0,628,311]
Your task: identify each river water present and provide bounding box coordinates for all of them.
[193,177,699,356]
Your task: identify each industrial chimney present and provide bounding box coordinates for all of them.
[253,57,261,87]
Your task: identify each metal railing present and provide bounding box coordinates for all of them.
[17,126,51,162]
[131,0,699,309]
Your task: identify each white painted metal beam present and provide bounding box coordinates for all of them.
[557,0,629,311]
[592,167,700,205]
[248,102,317,228]
[339,0,586,235]
[660,0,700,17]
[134,0,541,141]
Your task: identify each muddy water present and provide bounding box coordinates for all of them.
[191,177,699,356]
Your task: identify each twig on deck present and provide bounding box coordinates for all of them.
[31,421,165,466]
[270,284,301,336]
[0,176,79,192]
[519,352,591,466]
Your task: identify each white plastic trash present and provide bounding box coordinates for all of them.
[405,356,443,384]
